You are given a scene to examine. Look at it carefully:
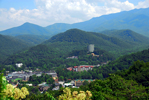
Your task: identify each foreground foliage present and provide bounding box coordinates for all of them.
[116,60,149,87]
[58,87,92,100]
[0,70,29,100]
[80,74,149,100]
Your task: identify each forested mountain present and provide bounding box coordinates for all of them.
[1,45,115,71]
[0,22,51,36]
[15,35,50,45]
[2,29,149,71]
[44,29,134,51]
[44,29,149,56]
[101,29,149,44]
[0,34,33,63]
[2,28,132,70]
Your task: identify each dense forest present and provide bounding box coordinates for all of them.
[1,46,114,73]
[1,37,149,100]
[0,34,33,63]
[15,34,50,45]
[2,29,149,69]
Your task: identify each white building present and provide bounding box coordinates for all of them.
[16,63,23,68]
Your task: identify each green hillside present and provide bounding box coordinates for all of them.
[92,48,149,78]
[2,29,149,71]
[2,28,129,70]
[44,29,134,51]
[55,47,149,84]
[116,60,149,87]
[15,34,51,45]
[101,29,149,44]
[0,34,33,63]
[2,45,115,71]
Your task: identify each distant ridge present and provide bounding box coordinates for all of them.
[0,22,51,36]
[45,7,149,36]
[0,8,149,36]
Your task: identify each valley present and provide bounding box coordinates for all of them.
[1,7,149,100]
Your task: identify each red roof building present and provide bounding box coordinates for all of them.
[74,66,78,68]
[67,67,73,71]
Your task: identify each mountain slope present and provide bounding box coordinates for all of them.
[44,29,133,51]
[95,13,149,36]
[93,48,149,79]
[0,34,33,63]
[0,22,51,36]
[101,29,149,44]
[2,29,136,67]
[43,28,149,58]
[2,29,149,70]
[15,34,51,45]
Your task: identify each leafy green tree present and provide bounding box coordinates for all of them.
[46,78,54,84]
[59,76,64,81]
[117,60,149,87]
[82,74,149,100]
[83,80,89,86]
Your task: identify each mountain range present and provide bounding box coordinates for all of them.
[0,7,149,36]
[43,7,149,36]
[2,29,149,67]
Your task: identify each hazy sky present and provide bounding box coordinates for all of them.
[0,0,149,31]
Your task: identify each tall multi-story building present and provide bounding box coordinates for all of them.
[88,44,94,52]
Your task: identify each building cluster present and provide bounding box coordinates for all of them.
[5,70,96,93]
[67,65,94,72]
[6,70,57,83]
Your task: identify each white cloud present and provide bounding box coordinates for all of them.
[104,0,135,11]
[10,8,16,12]
[136,0,149,9]
[0,0,148,31]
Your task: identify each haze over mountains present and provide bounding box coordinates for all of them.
[0,7,149,37]
[46,8,149,36]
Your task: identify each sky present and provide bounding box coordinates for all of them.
[0,0,149,31]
